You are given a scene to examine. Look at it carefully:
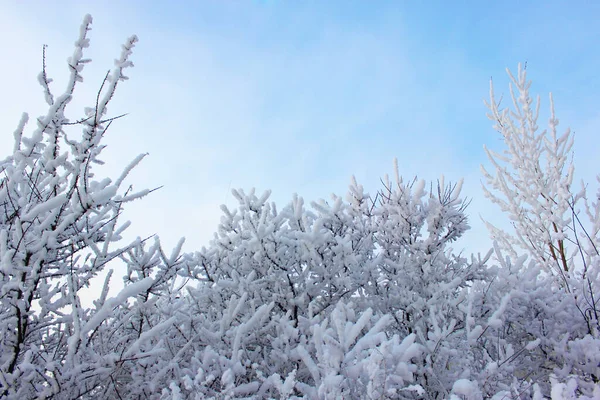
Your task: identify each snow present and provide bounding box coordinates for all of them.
[2,15,600,400]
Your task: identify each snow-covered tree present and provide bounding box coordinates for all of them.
[0,16,190,398]
[482,64,600,293]
[479,65,600,398]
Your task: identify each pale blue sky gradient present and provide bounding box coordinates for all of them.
[1,1,599,256]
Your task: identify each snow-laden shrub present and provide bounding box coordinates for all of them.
[161,299,422,399]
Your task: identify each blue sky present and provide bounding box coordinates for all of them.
[1,1,599,256]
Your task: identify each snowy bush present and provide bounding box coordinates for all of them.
[160,299,422,399]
